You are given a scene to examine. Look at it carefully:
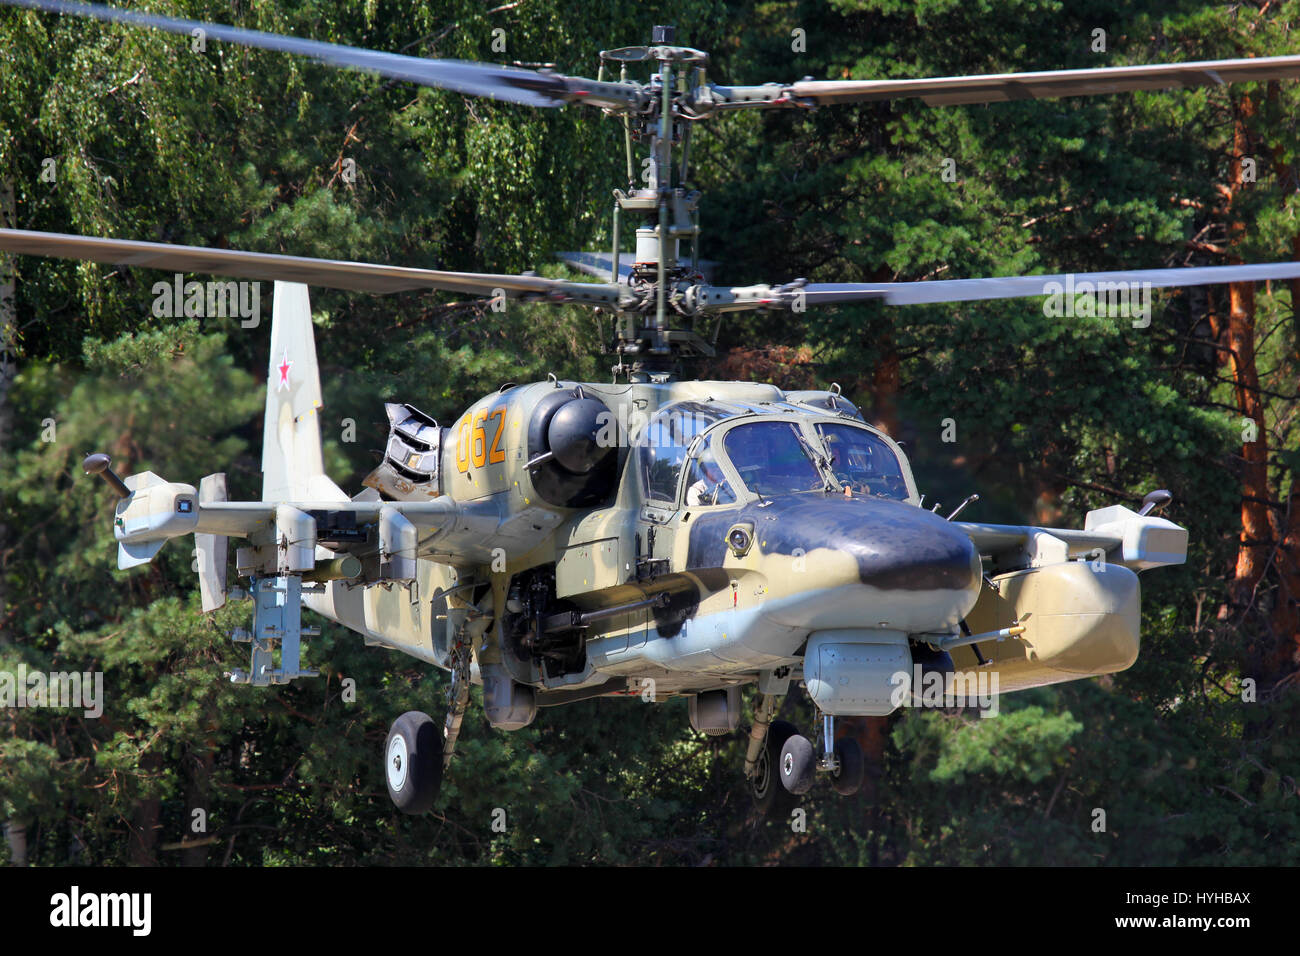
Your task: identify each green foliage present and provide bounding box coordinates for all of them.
[1,0,1298,867]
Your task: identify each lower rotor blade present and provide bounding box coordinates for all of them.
[814,262,1300,307]
[692,261,1300,313]
[0,228,621,305]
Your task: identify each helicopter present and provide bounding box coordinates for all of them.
[21,0,1300,814]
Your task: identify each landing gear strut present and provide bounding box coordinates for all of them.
[384,613,480,814]
[749,719,798,811]
[816,712,866,796]
[441,636,473,769]
[769,712,864,799]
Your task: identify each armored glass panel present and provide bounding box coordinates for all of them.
[722,421,823,496]
[683,435,736,506]
[816,423,908,500]
[636,401,731,502]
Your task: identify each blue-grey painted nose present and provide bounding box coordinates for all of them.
[688,495,975,585]
[685,494,982,631]
[821,497,978,592]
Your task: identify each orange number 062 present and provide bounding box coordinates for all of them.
[457,408,506,473]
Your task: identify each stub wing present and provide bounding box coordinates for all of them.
[98,279,503,605]
[955,503,1187,572]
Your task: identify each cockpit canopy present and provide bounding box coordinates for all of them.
[723,421,823,497]
[815,421,910,500]
[633,399,912,506]
[636,400,728,501]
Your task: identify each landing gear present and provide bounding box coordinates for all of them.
[384,640,473,814]
[761,711,864,799]
[831,737,864,796]
[441,636,473,767]
[750,719,797,811]
[778,733,817,794]
[385,711,443,814]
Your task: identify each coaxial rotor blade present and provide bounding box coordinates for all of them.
[850,262,1300,306]
[692,262,1300,312]
[0,228,622,305]
[709,54,1300,110]
[557,251,719,283]
[557,251,636,281]
[2,0,637,109]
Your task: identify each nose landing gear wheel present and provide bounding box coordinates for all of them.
[779,733,816,795]
[831,737,864,796]
[385,711,443,814]
[751,719,798,812]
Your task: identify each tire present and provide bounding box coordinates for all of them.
[779,733,816,795]
[831,737,864,796]
[385,711,443,815]
[751,719,798,812]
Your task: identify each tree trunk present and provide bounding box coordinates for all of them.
[1259,82,1300,672]
[182,742,216,867]
[868,337,901,437]
[1225,95,1273,613]
[1226,279,1270,609]
[1270,483,1300,672]
[3,819,27,866]
[0,179,18,870]
[0,175,16,648]
[129,753,163,865]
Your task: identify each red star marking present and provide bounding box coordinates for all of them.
[276,353,292,391]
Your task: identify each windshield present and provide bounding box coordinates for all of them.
[816,423,909,500]
[723,421,825,497]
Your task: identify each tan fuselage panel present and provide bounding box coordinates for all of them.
[954,561,1140,692]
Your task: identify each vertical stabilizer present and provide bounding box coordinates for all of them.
[261,282,347,503]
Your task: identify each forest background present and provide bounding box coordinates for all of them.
[1,0,1297,865]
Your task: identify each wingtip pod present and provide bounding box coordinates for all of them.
[110,471,199,567]
[1084,501,1188,571]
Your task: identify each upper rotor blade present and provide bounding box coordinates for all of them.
[557,251,636,281]
[2,0,603,108]
[557,251,719,283]
[713,55,1300,109]
[0,228,622,305]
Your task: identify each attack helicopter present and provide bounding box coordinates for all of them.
[21,0,1300,813]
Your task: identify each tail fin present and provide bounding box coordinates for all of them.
[261,282,347,503]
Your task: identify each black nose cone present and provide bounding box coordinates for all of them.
[686,495,978,592]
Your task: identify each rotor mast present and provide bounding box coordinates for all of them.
[602,25,709,380]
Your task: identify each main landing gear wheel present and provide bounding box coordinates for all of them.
[831,737,864,796]
[752,719,797,812]
[385,711,443,814]
[779,733,817,795]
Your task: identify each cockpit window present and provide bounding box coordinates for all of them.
[684,435,736,507]
[816,423,908,500]
[637,401,731,502]
[723,421,825,497]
